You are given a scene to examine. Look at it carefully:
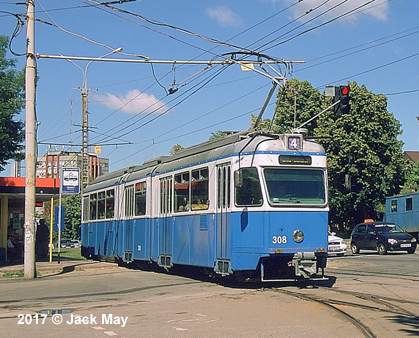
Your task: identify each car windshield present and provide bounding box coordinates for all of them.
[264,168,326,205]
[374,223,404,234]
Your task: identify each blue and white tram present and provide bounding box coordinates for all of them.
[81,130,329,281]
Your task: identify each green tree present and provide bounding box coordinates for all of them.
[400,161,419,194]
[269,79,407,228]
[62,194,81,240]
[0,35,24,171]
[317,81,407,226]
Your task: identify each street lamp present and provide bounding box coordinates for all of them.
[66,47,122,191]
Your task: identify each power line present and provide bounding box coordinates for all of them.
[384,89,419,96]
[320,51,419,89]
[84,0,254,54]
[259,0,376,52]
[97,64,231,144]
[297,25,419,73]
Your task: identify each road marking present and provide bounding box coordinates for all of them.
[92,326,105,330]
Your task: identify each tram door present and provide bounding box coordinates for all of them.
[158,176,173,268]
[215,163,232,275]
[122,184,135,263]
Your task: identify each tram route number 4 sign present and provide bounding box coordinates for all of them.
[62,168,80,194]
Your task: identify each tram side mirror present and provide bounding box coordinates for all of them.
[234,169,243,188]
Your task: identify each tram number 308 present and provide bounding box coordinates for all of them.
[272,236,287,244]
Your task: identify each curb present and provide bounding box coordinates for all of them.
[0,260,119,277]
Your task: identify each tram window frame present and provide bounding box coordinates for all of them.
[90,193,97,220]
[106,189,115,219]
[264,168,326,205]
[135,181,147,216]
[191,167,209,211]
[124,185,134,218]
[235,167,263,207]
[175,172,190,212]
[160,177,173,215]
[98,191,106,219]
[82,196,89,221]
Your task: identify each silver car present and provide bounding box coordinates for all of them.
[328,231,347,256]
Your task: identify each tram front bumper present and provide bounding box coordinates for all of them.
[288,252,317,279]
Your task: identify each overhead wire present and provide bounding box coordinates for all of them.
[0,10,25,56]
[34,0,298,148]
[318,51,419,89]
[80,0,306,145]
[297,25,419,73]
[35,0,146,57]
[84,0,255,54]
[82,0,369,158]
[96,64,231,144]
[247,0,333,52]
[32,0,417,165]
[259,0,376,52]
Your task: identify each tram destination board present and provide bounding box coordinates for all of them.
[279,155,312,165]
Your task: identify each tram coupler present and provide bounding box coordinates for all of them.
[288,252,317,279]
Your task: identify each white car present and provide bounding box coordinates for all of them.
[328,231,347,256]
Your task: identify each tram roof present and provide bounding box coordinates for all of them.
[84,129,325,192]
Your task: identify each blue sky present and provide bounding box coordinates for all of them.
[1,0,419,174]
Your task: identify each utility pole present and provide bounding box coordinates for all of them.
[81,82,89,192]
[24,0,37,279]
[66,48,122,192]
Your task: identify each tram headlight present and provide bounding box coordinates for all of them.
[293,230,304,243]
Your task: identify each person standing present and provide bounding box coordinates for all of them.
[36,219,49,260]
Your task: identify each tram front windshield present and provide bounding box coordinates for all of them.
[264,168,326,205]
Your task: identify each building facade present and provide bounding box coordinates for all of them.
[36,151,109,181]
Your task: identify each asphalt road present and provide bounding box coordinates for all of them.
[1,252,418,337]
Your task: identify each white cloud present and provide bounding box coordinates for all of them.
[206,6,243,27]
[285,0,389,23]
[92,89,168,115]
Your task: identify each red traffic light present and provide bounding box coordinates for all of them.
[341,86,350,95]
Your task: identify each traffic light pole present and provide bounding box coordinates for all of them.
[297,100,340,129]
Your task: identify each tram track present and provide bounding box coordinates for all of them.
[275,289,376,337]
[273,286,419,337]
[327,267,419,282]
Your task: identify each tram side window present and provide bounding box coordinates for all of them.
[106,189,115,219]
[135,182,147,216]
[98,191,106,219]
[235,168,263,206]
[90,193,97,220]
[160,177,172,214]
[175,172,189,212]
[191,168,209,210]
[124,185,134,217]
[82,196,89,221]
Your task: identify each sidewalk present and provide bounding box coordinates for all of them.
[0,258,119,277]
